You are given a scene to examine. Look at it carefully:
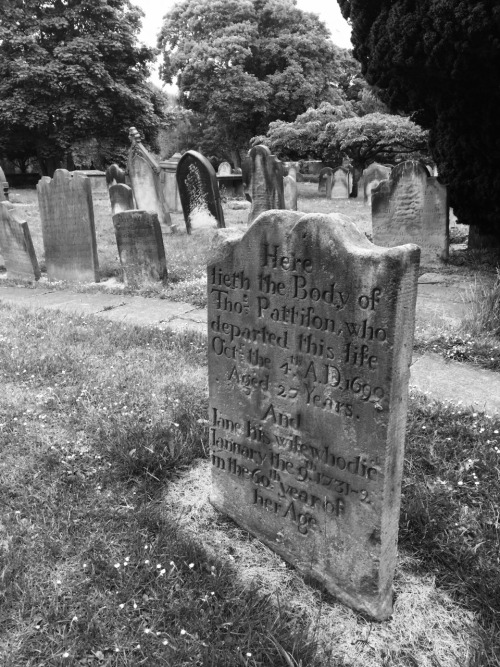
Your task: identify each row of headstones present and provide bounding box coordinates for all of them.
[318,163,391,203]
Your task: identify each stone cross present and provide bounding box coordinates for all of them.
[176,150,225,233]
[0,202,41,280]
[207,209,420,620]
[37,169,99,282]
[372,160,449,266]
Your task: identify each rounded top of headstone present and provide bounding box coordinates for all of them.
[171,152,182,160]
[249,144,271,158]
[391,160,430,182]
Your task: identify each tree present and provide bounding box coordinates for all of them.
[325,113,429,196]
[337,0,500,243]
[158,0,346,166]
[0,0,164,175]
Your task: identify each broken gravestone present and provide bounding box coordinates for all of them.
[207,209,420,620]
[108,184,135,216]
[176,150,225,234]
[0,202,41,280]
[112,210,167,288]
[37,169,99,282]
[244,145,285,225]
[372,160,449,266]
[128,127,173,232]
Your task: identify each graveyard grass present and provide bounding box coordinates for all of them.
[1,304,500,666]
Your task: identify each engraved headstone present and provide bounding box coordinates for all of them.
[37,169,99,282]
[176,150,225,234]
[112,210,167,288]
[331,167,350,198]
[245,145,285,225]
[283,175,298,211]
[0,202,41,280]
[318,167,334,195]
[217,161,232,176]
[363,163,392,204]
[128,127,172,231]
[109,183,135,216]
[208,209,419,620]
[372,160,449,266]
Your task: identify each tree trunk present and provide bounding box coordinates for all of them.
[349,166,363,198]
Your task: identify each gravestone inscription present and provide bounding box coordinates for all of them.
[37,169,99,282]
[176,150,225,234]
[208,210,420,620]
[109,184,135,216]
[113,210,167,288]
[372,160,449,266]
[0,202,41,280]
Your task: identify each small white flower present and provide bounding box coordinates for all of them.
[180,629,186,635]
[144,560,150,565]
[114,563,120,569]
[119,604,125,609]
[188,563,194,569]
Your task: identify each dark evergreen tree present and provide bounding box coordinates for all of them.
[0,0,164,175]
[338,0,500,243]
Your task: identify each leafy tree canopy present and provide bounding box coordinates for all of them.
[158,0,349,164]
[337,0,500,236]
[0,0,164,175]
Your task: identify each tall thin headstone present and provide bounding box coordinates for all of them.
[0,202,41,280]
[372,160,449,266]
[128,127,172,231]
[176,150,225,234]
[245,145,285,225]
[109,184,135,216]
[113,210,167,288]
[208,210,419,620]
[283,175,298,211]
[318,167,334,195]
[37,169,99,282]
[331,167,350,198]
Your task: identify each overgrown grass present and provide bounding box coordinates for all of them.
[1,304,499,665]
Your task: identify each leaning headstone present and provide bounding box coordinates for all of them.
[128,127,172,231]
[331,167,350,198]
[283,175,298,211]
[318,167,334,195]
[363,163,392,204]
[208,209,420,620]
[0,166,9,201]
[109,183,135,216]
[37,169,99,282]
[0,202,41,280]
[372,160,449,266]
[112,210,167,288]
[176,150,225,234]
[159,152,182,212]
[217,161,232,176]
[245,145,285,225]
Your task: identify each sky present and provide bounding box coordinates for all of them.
[131,0,352,86]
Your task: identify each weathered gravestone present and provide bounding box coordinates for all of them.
[318,168,334,198]
[283,175,298,211]
[208,210,420,620]
[106,163,127,188]
[217,161,232,176]
[109,184,135,216]
[372,160,449,266]
[331,167,350,198]
[363,163,392,204]
[37,169,99,282]
[0,202,41,280]
[113,210,167,288]
[176,150,225,234]
[244,145,285,225]
[128,127,173,231]
[0,166,8,201]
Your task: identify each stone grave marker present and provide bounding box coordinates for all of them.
[363,163,391,204]
[245,145,285,225]
[176,150,225,234]
[0,166,8,201]
[128,127,173,231]
[318,167,334,196]
[37,169,99,282]
[331,167,350,198]
[283,175,298,211]
[109,183,135,216]
[0,202,41,280]
[372,160,449,266]
[207,209,420,620]
[112,210,167,288]
[217,161,232,176]
[159,152,182,212]
[106,164,127,187]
